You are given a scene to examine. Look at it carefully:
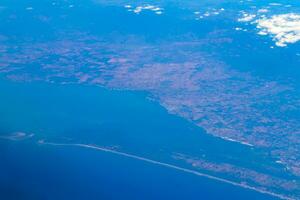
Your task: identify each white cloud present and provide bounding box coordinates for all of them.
[238,13,256,22]
[269,3,282,6]
[133,6,142,14]
[194,8,225,20]
[238,11,300,47]
[258,9,269,13]
[256,13,300,47]
[126,4,163,15]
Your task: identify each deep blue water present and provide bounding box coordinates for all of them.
[1,0,299,199]
[0,77,278,172]
[0,139,277,200]
[0,78,278,200]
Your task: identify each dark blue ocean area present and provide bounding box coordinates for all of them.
[0,79,278,200]
[1,0,300,199]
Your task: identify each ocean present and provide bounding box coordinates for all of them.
[0,77,278,200]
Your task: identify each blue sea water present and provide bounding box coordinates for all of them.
[0,140,277,200]
[0,77,277,170]
[1,0,299,199]
[0,77,278,200]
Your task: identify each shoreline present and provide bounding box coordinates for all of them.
[39,140,294,200]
